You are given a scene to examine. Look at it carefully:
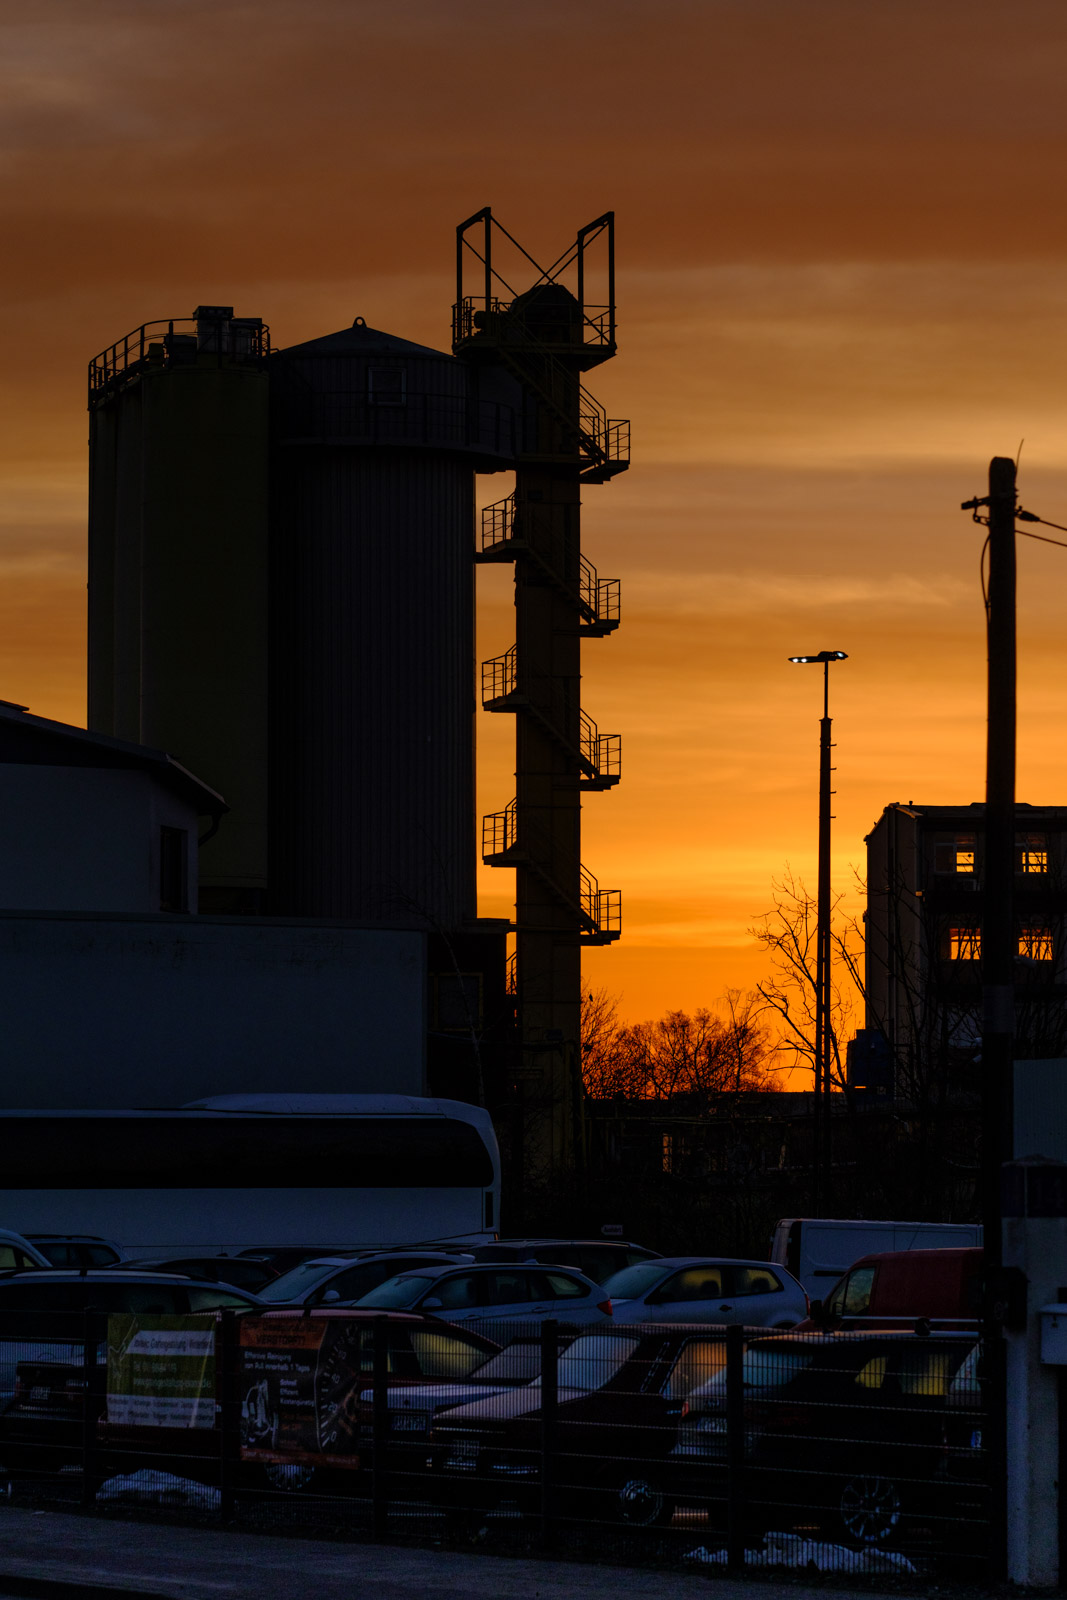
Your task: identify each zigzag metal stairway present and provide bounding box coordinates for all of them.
[454,208,628,1191]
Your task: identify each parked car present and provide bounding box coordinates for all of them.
[382,1334,572,1446]
[236,1246,364,1274]
[23,1235,124,1269]
[769,1218,982,1299]
[670,1329,979,1546]
[357,1331,574,1499]
[603,1257,808,1327]
[803,1248,983,1330]
[355,1263,612,1328]
[0,1270,262,1467]
[429,1326,729,1526]
[113,1255,281,1293]
[466,1239,659,1284]
[255,1251,476,1309]
[0,1231,54,1271]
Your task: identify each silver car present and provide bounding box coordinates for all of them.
[354,1263,612,1327]
[603,1256,808,1327]
[254,1250,476,1309]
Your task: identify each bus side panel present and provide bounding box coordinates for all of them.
[0,1188,496,1258]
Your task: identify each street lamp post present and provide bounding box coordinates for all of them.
[789,650,848,1215]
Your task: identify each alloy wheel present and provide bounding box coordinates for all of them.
[838,1473,902,1544]
[617,1475,673,1526]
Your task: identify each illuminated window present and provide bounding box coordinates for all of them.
[947,926,981,961]
[934,834,976,875]
[1019,927,1054,962]
[1016,835,1048,875]
[662,1134,673,1174]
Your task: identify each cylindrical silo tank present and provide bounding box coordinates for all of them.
[87,310,271,911]
[267,319,518,925]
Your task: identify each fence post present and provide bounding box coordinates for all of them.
[80,1310,100,1509]
[217,1311,238,1524]
[372,1317,389,1539]
[726,1323,745,1571]
[540,1318,559,1550]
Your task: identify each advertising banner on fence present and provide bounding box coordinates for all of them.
[238,1316,368,1469]
[106,1315,217,1429]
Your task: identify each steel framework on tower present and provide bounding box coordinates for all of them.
[454,208,627,1185]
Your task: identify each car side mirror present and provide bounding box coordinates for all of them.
[320,1289,341,1304]
[422,1297,443,1311]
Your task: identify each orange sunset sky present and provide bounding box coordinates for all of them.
[4,0,1067,1027]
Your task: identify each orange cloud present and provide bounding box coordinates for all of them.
[6,0,1067,1034]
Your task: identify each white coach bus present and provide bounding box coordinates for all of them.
[0,1094,500,1258]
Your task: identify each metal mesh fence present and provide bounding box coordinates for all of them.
[0,1310,990,1579]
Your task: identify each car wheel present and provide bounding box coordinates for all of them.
[616,1474,674,1527]
[263,1462,317,1493]
[837,1473,903,1544]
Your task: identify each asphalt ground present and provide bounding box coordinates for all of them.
[0,1507,918,1600]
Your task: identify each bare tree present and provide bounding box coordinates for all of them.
[749,869,860,1094]
[580,987,645,1099]
[581,989,780,1103]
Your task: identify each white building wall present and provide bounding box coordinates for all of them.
[0,766,199,913]
[0,914,426,1106]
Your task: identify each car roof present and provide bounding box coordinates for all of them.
[0,1269,255,1289]
[845,1248,984,1268]
[386,1262,592,1284]
[748,1327,977,1347]
[24,1234,118,1243]
[116,1256,258,1270]
[488,1238,654,1249]
[621,1256,775,1271]
[251,1306,498,1340]
[286,1249,471,1269]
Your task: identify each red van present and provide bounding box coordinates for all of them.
[802,1247,983,1330]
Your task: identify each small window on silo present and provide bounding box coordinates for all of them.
[368,367,406,406]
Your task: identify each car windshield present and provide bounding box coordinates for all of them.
[469,1343,546,1383]
[256,1261,344,1302]
[741,1346,815,1385]
[687,1345,814,1405]
[357,1274,436,1309]
[601,1262,668,1299]
[532,1334,639,1392]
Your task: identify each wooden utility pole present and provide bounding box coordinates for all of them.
[982,455,1016,1277]
[981,454,1016,1583]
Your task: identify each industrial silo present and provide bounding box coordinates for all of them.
[267,318,519,924]
[87,308,271,912]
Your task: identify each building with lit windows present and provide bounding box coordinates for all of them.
[856,802,1067,1101]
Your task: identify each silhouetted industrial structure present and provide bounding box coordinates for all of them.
[454,210,627,1188]
[84,213,627,1201]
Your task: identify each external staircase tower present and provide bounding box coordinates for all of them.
[454,210,627,1192]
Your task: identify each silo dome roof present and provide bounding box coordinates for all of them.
[278,320,450,360]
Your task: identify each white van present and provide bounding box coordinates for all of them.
[769,1217,983,1298]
